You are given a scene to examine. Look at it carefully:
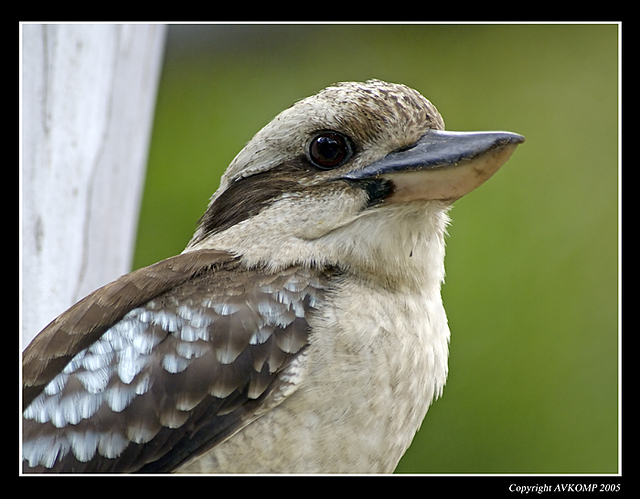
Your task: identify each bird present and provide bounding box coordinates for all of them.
[22,79,524,474]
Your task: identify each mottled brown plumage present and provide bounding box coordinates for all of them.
[23,251,333,472]
[23,250,236,409]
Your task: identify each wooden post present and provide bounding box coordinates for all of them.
[21,24,167,348]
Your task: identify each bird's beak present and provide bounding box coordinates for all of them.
[344,130,525,203]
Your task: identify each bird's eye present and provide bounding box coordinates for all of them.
[308,132,353,169]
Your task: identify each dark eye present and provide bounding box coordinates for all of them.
[308,132,353,169]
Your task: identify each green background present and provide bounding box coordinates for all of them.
[133,24,619,474]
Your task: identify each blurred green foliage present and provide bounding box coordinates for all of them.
[133,24,619,474]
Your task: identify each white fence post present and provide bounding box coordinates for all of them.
[21,23,167,348]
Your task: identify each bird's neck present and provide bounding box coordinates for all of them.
[186,200,450,296]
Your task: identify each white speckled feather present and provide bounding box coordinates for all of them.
[23,259,329,472]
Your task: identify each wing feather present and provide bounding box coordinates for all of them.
[22,251,329,473]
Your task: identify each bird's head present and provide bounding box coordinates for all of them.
[186,80,523,286]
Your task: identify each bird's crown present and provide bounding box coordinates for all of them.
[220,79,445,188]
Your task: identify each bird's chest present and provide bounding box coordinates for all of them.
[301,283,449,469]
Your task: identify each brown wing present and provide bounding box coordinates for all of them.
[23,249,234,409]
[22,250,329,473]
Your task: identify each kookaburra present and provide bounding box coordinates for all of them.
[22,79,524,473]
